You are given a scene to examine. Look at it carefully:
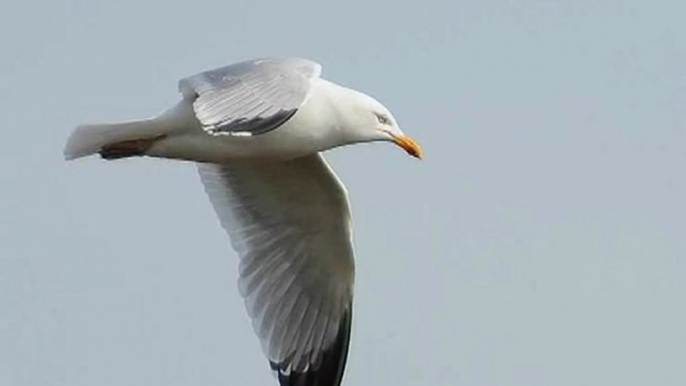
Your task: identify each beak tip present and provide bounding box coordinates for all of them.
[388,132,423,160]
[402,137,423,160]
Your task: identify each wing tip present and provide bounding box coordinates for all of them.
[269,306,352,386]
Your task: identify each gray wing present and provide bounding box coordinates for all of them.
[198,154,354,386]
[179,58,322,136]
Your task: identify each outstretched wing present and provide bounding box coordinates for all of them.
[198,154,354,386]
[180,58,322,136]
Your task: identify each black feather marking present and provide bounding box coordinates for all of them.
[207,108,298,136]
[269,306,352,386]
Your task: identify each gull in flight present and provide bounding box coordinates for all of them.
[65,58,422,386]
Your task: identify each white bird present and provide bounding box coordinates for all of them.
[64,57,422,386]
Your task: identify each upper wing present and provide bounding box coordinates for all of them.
[198,154,354,386]
[180,58,322,136]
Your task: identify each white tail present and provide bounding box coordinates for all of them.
[64,100,191,160]
[63,119,159,160]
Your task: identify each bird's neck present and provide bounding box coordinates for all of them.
[310,79,369,143]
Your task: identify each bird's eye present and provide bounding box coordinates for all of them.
[375,113,389,125]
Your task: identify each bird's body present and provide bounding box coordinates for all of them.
[96,78,348,162]
[65,58,421,386]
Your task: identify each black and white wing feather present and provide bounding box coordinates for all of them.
[198,154,354,386]
[180,58,322,136]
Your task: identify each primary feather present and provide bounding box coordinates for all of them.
[198,154,354,386]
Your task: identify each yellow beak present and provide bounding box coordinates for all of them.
[389,133,423,159]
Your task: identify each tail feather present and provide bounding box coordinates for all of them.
[64,119,160,160]
[64,100,191,160]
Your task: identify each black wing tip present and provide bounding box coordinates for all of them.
[270,307,353,386]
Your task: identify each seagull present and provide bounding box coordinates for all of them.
[64,58,422,386]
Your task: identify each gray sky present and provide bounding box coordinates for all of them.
[2,0,685,385]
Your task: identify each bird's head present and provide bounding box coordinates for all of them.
[338,89,422,159]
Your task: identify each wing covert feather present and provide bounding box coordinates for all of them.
[180,58,321,135]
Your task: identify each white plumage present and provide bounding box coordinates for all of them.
[65,57,421,386]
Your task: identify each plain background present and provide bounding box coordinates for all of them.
[1,1,685,385]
